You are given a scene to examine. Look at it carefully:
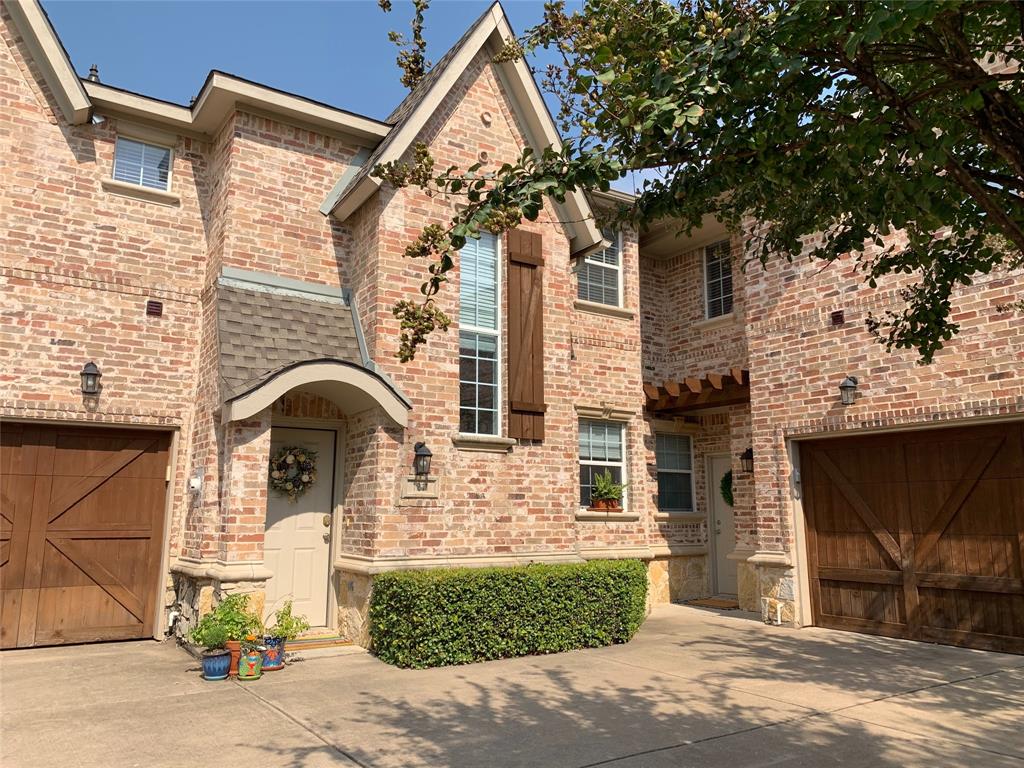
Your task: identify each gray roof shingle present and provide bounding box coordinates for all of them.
[217,282,364,401]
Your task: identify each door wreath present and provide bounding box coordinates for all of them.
[719,469,734,507]
[269,445,318,502]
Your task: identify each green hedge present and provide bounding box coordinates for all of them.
[368,559,648,668]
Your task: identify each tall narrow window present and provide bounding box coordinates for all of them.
[704,239,733,319]
[656,433,694,512]
[459,234,500,435]
[579,419,626,508]
[577,228,621,306]
[113,137,172,191]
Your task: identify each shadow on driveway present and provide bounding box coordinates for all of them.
[2,605,1021,768]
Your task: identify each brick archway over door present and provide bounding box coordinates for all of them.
[801,422,1024,654]
[1,424,170,648]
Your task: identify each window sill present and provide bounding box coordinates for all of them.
[576,509,640,522]
[653,511,704,522]
[692,312,735,331]
[451,434,516,453]
[101,178,180,207]
[573,299,635,320]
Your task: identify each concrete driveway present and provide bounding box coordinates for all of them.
[2,604,1021,768]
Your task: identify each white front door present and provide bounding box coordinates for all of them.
[264,427,336,628]
[709,454,738,596]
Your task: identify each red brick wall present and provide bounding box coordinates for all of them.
[0,10,205,574]
[348,48,651,559]
[744,240,1024,557]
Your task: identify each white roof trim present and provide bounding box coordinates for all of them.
[5,0,91,124]
[223,360,410,427]
[85,74,390,142]
[326,3,603,257]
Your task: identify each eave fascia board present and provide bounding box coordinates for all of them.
[491,13,603,257]
[320,147,373,215]
[6,0,91,124]
[192,72,390,141]
[84,75,390,143]
[327,6,501,220]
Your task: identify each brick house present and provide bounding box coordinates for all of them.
[2,0,1021,654]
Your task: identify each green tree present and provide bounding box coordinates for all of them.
[378,0,1023,363]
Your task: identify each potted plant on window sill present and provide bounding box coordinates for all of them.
[189,618,232,681]
[588,470,627,512]
[262,600,311,671]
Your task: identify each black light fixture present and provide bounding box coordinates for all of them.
[838,375,859,406]
[80,361,102,395]
[739,447,754,474]
[413,442,432,485]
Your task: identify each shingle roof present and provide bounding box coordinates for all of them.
[217,283,363,401]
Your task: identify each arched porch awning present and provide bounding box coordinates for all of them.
[223,358,410,426]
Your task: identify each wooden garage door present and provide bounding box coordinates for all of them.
[1,424,170,648]
[801,422,1024,654]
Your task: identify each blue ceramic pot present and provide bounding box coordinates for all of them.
[262,636,286,671]
[201,650,231,681]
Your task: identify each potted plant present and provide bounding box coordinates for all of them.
[189,618,231,681]
[589,470,626,511]
[237,633,265,680]
[206,594,261,677]
[262,600,310,671]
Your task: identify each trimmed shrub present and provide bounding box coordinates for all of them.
[369,559,648,668]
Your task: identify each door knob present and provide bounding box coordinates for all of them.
[322,514,332,528]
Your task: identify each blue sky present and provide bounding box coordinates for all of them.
[42,0,564,121]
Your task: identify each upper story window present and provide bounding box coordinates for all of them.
[459,234,500,435]
[655,433,694,512]
[579,418,626,508]
[704,239,733,319]
[113,137,172,192]
[577,228,621,307]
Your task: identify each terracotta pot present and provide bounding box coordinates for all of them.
[225,639,241,677]
[589,499,609,510]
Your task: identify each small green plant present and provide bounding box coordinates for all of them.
[188,616,229,652]
[206,594,261,641]
[591,470,626,503]
[240,633,264,654]
[265,600,311,641]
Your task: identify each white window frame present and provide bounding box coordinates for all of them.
[703,239,733,320]
[112,136,174,192]
[578,418,627,510]
[577,229,623,308]
[458,233,502,437]
[655,433,696,513]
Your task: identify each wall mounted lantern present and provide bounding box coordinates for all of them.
[413,442,432,487]
[80,361,102,395]
[838,375,859,406]
[739,447,754,474]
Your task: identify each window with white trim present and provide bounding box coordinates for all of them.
[113,137,172,191]
[579,419,626,508]
[459,234,500,435]
[577,228,621,306]
[704,239,733,319]
[655,433,694,512]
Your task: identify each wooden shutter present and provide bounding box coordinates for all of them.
[506,229,546,440]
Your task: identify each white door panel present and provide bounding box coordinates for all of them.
[709,454,738,596]
[264,427,336,628]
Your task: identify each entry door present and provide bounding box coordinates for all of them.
[709,454,737,595]
[1,425,170,648]
[264,427,336,628]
